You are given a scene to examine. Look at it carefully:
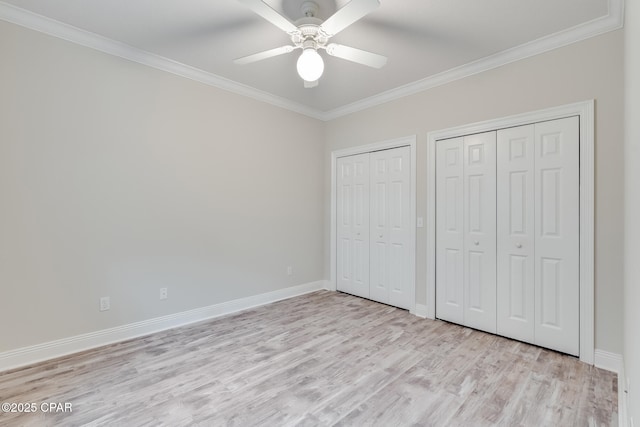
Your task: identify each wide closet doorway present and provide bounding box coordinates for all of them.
[332,137,417,311]
[435,115,581,356]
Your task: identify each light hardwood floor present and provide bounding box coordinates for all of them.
[0,291,617,426]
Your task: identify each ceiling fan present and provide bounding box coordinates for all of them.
[234,0,387,88]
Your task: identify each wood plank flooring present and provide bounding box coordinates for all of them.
[0,291,617,426]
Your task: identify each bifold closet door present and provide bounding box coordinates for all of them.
[336,153,370,299]
[497,117,580,356]
[369,146,412,309]
[436,132,497,333]
[533,117,579,356]
[436,137,464,324]
[463,132,497,333]
[497,124,536,344]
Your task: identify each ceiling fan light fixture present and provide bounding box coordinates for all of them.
[296,48,324,82]
[236,0,386,87]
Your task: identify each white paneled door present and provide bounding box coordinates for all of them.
[336,153,370,299]
[436,117,580,356]
[534,117,580,356]
[370,146,412,309]
[497,124,536,343]
[336,146,412,310]
[436,137,464,324]
[436,133,497,333]
[463,133,497,333]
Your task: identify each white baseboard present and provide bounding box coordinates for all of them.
[593,349,626,427]
[0,280,330,373]
[594,349,624,374]
[411,303,428,318]
[620,359,629,427]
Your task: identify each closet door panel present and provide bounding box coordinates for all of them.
[463,132,497,333]
[370,155,388,303]
[370,146,412,309]
[436,138,464,324]
[387,147,412,309]
[336,153,370,299]
[497,125,535,343]
[534,117,580,356]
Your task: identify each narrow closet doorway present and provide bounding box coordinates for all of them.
[332,137,417,312]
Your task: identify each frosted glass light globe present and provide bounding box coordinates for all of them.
[296,49,324,82]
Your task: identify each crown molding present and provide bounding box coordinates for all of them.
[1,0,624,122]
[0,1,326,120]
[321,0,624,120]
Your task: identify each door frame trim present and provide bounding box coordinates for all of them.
[330,135,417,314]
[426,100,595,364]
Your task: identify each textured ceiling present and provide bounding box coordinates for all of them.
[0,0,616,117]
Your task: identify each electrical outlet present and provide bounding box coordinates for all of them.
[160,287,168,300]
[287,266,293,276]
[99,297,110,312]
[417,217,424,228]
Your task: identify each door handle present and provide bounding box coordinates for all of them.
[474,241,479,246]
[516,243,523,248]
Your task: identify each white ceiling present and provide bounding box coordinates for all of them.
[0,0,621,119]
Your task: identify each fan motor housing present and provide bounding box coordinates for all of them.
[291,21,328,47]
[300,1,319,18]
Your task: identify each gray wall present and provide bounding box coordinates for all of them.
[624,0,640,423]
[324,30,625,354]
[0,21,325,352]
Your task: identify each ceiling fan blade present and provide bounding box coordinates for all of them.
[237,0,299,34]
[326,43,387,68]
[234,45,295,65]
[320,0,380,37]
